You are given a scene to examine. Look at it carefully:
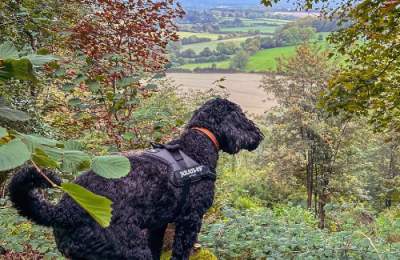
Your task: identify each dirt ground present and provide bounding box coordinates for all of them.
[167,73,276,115]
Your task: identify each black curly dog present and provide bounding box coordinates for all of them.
[9,98,263,260]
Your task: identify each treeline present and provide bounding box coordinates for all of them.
[171,16,329,70]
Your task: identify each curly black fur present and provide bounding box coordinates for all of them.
[9,98,263,260]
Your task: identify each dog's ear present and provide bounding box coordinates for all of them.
[219,106,264,154]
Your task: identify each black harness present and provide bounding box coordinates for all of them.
[143,143,216,216]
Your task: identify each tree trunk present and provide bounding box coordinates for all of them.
[385,144,396,208]
[306,149,314,209]
[314,166,318,216]
[318,193,327,229]
[318,171,330,229]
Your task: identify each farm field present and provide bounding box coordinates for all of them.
[220,17,291,25]
[179,60,231,70]
[219,26,277,34]
[167,73,276,115]
[178,17,292,54]
[246,40,329,71]
[179,37,331,72]
[246,45,297,71]
[178,45,301,71]
[174,12,334,73]
[180,36,256,53]
[177,31,222,40]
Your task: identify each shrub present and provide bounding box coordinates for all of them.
[0,205,62,258]
[161,249,217,260]
[200,206,400,259]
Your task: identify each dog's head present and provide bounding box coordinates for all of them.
[187,98,263,154]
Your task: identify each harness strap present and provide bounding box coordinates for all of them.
[149,143,192,217]
[168,149,191,218]
[144,143,216,218]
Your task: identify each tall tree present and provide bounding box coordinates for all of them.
[261,44,351,228]
[263,0,400,131]
[58,0,184,148]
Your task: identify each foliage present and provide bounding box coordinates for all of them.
[0,0,75,50]
[0,205,62,258]
[200,206,400,259]
[60,183,112,228]
[0,41,129,228]
[322,0,400,131]
[161,249,217,260]
[260,44,343,227]
[70,0,184,72]
[229,50,249,70]
[50,0,184,148]
[0,124,130,227]
[262,0,400,131]
[241,37,261,54]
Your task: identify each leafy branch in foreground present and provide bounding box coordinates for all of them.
[0,126,131,228]
[0,41,130,228]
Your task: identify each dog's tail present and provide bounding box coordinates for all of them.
[8,167,67,227]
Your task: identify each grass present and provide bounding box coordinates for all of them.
[246,41,330,72]
[179,60,231,70]
[181,36,255,53]
[175,17,331,72]
[219,26,277,34]
[245,45,297,71]
[178,41,330,72]
[178,31,222,40]
[219,17,290,24]
[241,18,290,26]
[179,45,300,71]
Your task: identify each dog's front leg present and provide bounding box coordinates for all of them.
[171,214,202,260]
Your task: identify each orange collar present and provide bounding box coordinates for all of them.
[191,127,220,151]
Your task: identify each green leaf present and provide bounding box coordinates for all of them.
[122,132,134,141]
[41,144,91,173]
[64,140,83,151]
[61,150,91,174]
[68,98,82,107]
[0,127,7,138]
[60,182,112,228]
[145,83,158,90]
[0,58,36,81]
[32,148,59,169]
[0,106,30,121]
[19,134,60,152]
[86,80,100,93]
[0,42,19,59]
[92,155,131,179]
[23,54,59,67]
[0,139,31,171]
[117,77,138,88]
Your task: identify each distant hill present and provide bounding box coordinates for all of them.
[177,0,297,10]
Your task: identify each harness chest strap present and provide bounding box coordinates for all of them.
[143,144,216,217]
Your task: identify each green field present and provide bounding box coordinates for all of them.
[240,18,290,26]
[245,45,297,71]
[220,17,290,24]
[178,45,297,71]
[175,16,332,72]
[179,41,330,72]
[246,41,330,72]
[219,26,277,34]
[178,31,222,40]
[179,45,297,71]
[179,60,231,70]
[181,36,255,53]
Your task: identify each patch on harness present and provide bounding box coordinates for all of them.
[171,165,216,187]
